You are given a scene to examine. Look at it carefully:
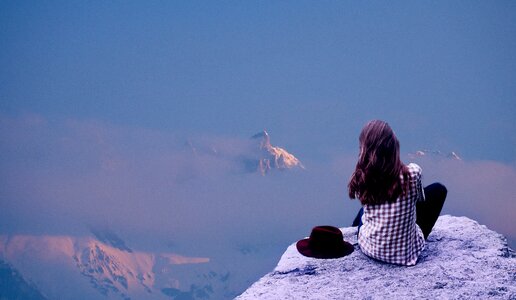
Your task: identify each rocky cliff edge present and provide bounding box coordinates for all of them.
[237,215,515,299]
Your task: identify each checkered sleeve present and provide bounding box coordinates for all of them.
[357,163,426,266]
[408,163,425,202]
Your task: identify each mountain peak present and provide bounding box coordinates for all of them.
[90,228,132,253]
[408,149,462,161]
[251,130,271,150]
[248,131,304,175]
[448,151,462,160]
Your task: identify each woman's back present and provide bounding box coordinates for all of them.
[358,163,425,266]
[349,120,447,266]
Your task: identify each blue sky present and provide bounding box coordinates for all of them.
[1,1,515,162]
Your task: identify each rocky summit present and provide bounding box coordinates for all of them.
[247,130,304,175]
[237,215,515,299]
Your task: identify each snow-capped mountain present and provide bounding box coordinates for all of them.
[408,149,462,161]
[246,131,305,175]
[183,131,304,176]
[0,234,221,300]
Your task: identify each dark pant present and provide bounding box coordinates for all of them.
[352,183,447,240]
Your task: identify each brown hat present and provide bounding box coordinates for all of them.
[296,226,354,259]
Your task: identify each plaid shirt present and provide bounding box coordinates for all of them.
[358,163,426,266]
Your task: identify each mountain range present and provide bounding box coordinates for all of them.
[0,232,230,300]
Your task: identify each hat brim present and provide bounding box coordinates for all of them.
[296,238,354,259]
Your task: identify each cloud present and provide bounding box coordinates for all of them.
[409,156,516,245]
[329,151,516,247]
[1,113,514,299]
[1,113,514,255]
[0,114,352,250]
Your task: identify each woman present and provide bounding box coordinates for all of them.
[349,120,447,266]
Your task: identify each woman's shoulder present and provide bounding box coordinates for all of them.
[406,163,422,176]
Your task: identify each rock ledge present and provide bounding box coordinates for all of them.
[237,215,515,299]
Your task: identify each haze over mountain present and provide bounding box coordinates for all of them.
[0,128,307,299]
[0,259,48,300]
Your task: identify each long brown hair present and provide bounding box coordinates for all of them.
[348,120,409,205]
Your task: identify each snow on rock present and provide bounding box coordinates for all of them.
[0,235,210,299]
[237,215,515,299]
[408,149,462,161]
[249,131,304,175]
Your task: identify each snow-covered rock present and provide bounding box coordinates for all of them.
[182,131,304,176]
[247,131,304,175]
[408,149,462,161]
[237,215,515,299]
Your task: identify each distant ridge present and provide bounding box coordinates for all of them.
[408,149,462,161]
